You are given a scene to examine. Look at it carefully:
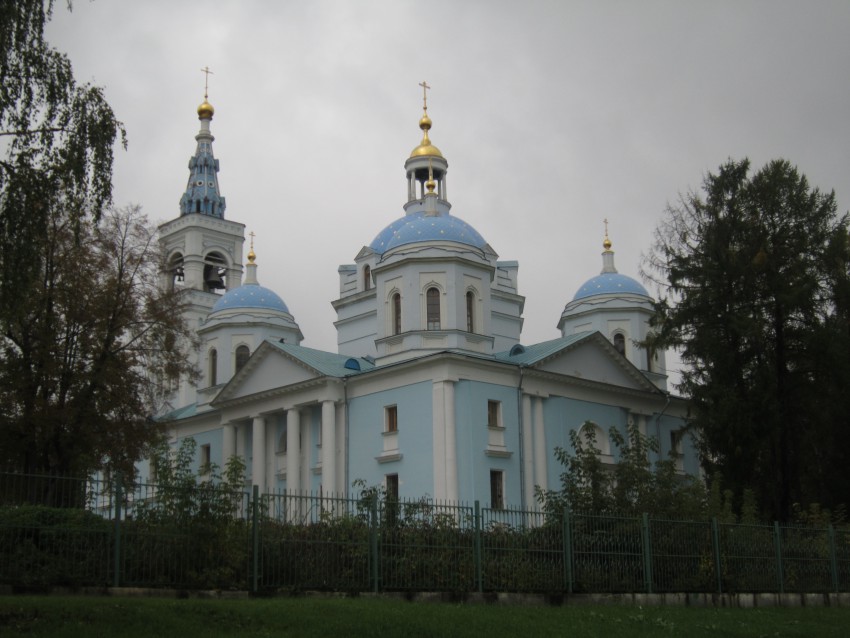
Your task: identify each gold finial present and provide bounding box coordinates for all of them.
[197,66,215,119]
[410,81,443,158]
[603,218,612,251]
[247,231,256,264]
[426,158,436,193]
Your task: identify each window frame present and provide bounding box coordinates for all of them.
[235,344,250,372]
[490,470,505,510]
[208,348,217,386]
[466,290,475,333]
[426,287,441,330]
[385,405,398,433]
[392,292,402,335]
[487,400,501,429]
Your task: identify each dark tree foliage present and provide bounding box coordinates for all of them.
[0,0,125,324]
[0,206,200,477]
[538,421,708,520]
[643,158,850,521]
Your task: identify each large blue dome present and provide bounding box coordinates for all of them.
[210,283,290,314]
[573,273,650,301]
[369,211,488,254]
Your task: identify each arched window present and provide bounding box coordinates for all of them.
[169,253,184,291]
[426,287,441,330]
[613,333,626,356]
[235,345,250,372]
[392,293,401,335]
[580,422,611,456]
[466,291,475,333]
[208,349,217,386]
[363,265,371,291]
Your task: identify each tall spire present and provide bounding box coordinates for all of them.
[601,218,617,274]
[409,80,443,159]
[179,67,227,218]
[404,82,450,214]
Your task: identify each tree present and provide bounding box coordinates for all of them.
[538,421,708,520]
[0,206,199,478]
[1,0,125,338]
[643,158,850,521]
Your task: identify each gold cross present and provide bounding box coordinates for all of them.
[419,80,431,111]
[201,66,214,99]
[249,230,255,250]
[603,218,609,237]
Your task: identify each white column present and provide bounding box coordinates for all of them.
[321,400,336,495]
[521,394,534,508]
[444,381,458,503]
[252,416,266,491]
[286,408,301,493]
[222,422,236,465]
[533,397,547,493]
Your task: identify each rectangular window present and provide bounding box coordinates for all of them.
[200,444,211,471]
[386,405,398,432]
[490,470,504,510]
[670,430,683,456]
[487,400,501,428]
[386,474,399,501]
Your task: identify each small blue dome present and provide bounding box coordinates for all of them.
[369,211,488,254]
[573,273,650,301]
[210,283,290,314]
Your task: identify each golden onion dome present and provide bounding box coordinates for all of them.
[409,112,443,158]
[603,236,612,251]
[197,100,215,119]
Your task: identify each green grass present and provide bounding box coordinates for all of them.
[1,595,849,637]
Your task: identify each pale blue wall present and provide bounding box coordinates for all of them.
[454,380,520,505]
[348,381,433,497]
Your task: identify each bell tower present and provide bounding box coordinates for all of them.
[158,69,245,325]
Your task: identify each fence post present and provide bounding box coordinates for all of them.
[641,513,653,594]
[711,517,722,594]
[251,485,259,594]
[828,524,839,593]
[474,501,483,593]
[113,472,122,588]
[563,505,573,594]
[370,493,379,593]
[773,521,784,594]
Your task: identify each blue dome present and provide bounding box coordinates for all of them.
[573,273,650,301]
[369,212,488,254]
[210,283,290,314]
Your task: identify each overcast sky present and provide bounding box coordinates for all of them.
[47,1,850,373]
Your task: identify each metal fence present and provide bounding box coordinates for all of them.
[1,471,849,594]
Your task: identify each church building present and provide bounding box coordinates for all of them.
[152,87,696,510]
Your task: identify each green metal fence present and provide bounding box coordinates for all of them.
[2,471,849,595]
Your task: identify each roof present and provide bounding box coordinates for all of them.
[493,332,593,365]
[210,283,290,314]
[157,402,198,422]
[369,211,488,254]
[573,273,650,301]
[266,340,375,377]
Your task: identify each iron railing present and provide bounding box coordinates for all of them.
[1,471,849,595]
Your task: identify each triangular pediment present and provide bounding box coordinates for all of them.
[355,245,375,261]
[213,342,322,404]
[530,333,657,392]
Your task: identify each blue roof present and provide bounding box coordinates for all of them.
[210,283,289,314]
[369,211,488,254]
[266,341,375,377]
[573,273,650,301]
[494,332,593,365]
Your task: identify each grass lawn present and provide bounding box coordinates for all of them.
[1,595,849,637]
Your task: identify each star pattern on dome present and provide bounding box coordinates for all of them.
[369,212,486,254]
[573,273,650,301]
[210,283,290,314]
